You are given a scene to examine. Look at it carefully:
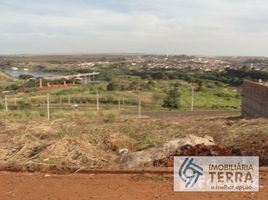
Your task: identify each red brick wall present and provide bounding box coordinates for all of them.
[242,80,268,117]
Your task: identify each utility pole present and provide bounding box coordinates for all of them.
[47,93,50,120]
[4,96,8,112]
[138,97,141,118]
[96,91,100,112]
[191,86,194,111]
[122,97,125,108]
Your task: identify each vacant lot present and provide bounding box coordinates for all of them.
[0,109,268,171]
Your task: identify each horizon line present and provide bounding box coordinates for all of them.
[0,52,267,58]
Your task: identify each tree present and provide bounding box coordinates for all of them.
[152,72,169,80]
[106,81,119,91]
[196,80,203,91]
[145,80,155,90]
[18,74,34,80]
[162,87,181,110]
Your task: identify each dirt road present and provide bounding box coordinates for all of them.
[0,171,267,200]
[140,110,240,118]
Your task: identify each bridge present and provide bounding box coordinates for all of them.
[45,72,99,82]
[39,72,100,88]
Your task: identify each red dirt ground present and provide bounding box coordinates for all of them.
[0,171,267,200]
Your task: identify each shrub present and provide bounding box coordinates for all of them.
[103,112,117,123]
[17,100,32,109]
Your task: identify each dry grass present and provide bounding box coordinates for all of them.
[0,109,268,169]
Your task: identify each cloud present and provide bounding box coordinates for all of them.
[0,0,268,56]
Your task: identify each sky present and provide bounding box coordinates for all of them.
[0,0,268,56]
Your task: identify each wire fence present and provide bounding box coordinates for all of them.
[0,92,163,119]
[0,92,241,121]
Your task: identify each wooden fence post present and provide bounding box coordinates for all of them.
[4,96,8,112]
[96,91,99,112]
[47,93,50,120]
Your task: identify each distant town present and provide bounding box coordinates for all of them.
[1,54,268,74]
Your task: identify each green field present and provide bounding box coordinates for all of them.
[0,77,241,113]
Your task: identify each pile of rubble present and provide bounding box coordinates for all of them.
[120,135,214,168]
[153,144,241,167]
[119,135,241,168]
